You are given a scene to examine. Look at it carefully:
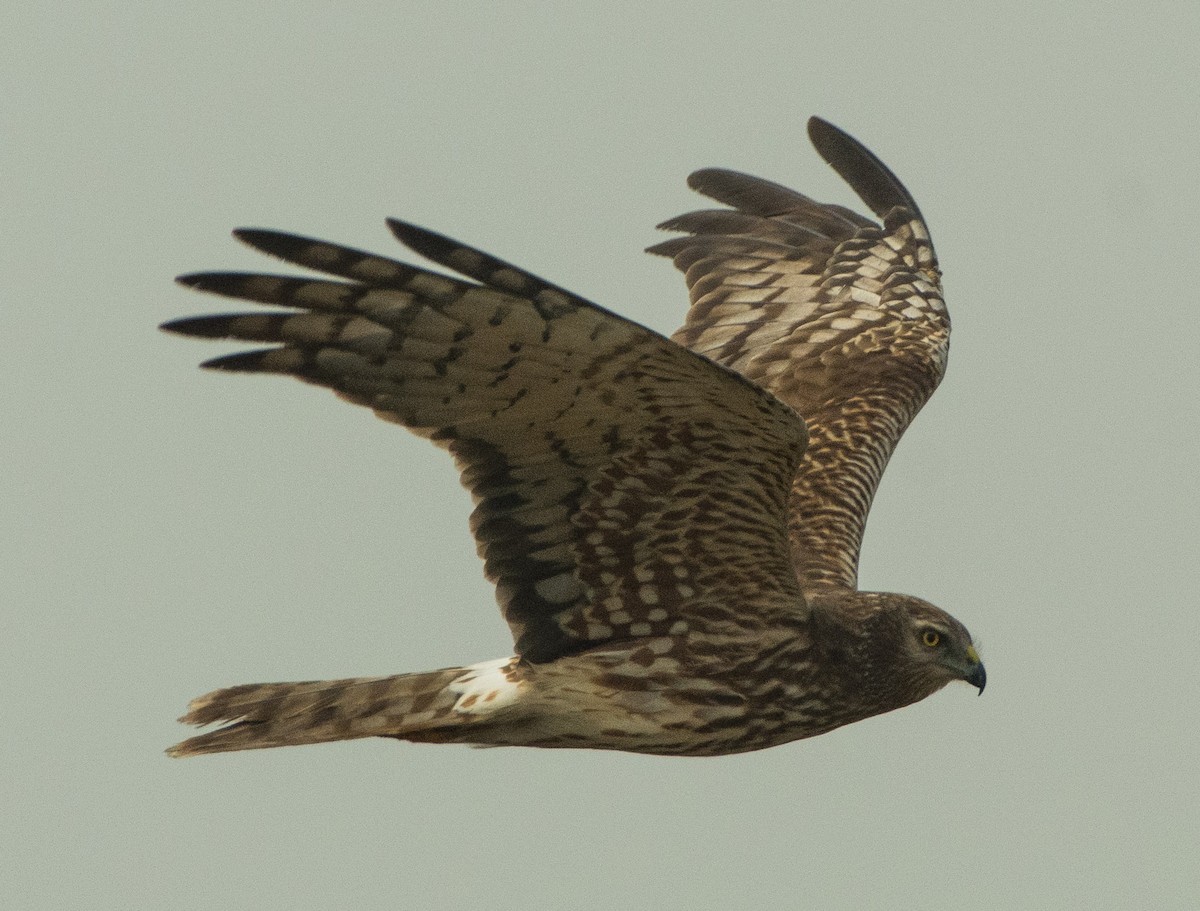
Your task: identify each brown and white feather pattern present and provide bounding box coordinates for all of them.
[164,216,816,756]
[648,117,949,590]
[168,223,805,661]
[165,117,983,759]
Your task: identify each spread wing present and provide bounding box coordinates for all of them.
[164,221,807,662]
[647,117,948,591]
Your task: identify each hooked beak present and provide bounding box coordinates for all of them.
[963,645,986,694]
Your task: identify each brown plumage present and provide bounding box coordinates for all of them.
[163,117,983,759]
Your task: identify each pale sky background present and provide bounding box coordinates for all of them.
[4,3,1198,909]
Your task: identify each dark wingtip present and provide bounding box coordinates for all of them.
[174,271,268,301]
[232,228,312,260]
[198,349,278,372]
[806,116,923,222]
[160,315,227,338]
[681,168,817,218]
[385,218,458,262]
[175,272,212,289]
[805,116,838,145]
[685,167,728,193]
[385,217,578,303]
[175,271,255,295]
[644,237,680,258]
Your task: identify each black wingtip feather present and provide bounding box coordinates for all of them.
[385,217,588,306]
[175,272,212,289]
[385,218,458,262]
[198,349,280,372]
[160,315,234,338]
[174,271,251,295]
[683,168,816,217]
[232,228,315,260]
[386,217,515,288]
[176,271,302,309]
[385,217,502,283]
[806,117,923,222]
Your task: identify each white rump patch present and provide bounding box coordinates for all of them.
[450,657,522,716]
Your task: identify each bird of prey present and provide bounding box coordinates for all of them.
[164,117,984,758]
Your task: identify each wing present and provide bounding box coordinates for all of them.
[647,117,948,591]
[164,221,807,663]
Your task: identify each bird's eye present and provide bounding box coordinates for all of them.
[922,630,941,648]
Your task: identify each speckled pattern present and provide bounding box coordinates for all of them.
[165,118,983,759]
[648,118,949,590]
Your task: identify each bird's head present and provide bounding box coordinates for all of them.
[806,590,985,711]
[886,595,985,700]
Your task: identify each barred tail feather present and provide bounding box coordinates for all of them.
[167,667,468,757]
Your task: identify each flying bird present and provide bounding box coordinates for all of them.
[164,117,984,758]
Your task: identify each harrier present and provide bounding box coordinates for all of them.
[165,117,984,758]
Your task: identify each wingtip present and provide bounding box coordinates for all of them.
[383,216,415,239]
[806,115,858,167]
[685,167,737,195]
[197,349,278,372]
[175,271,252,295]
[806,116,851,157]
[385,217,456,262]
[804,115,924,222]
[160,315,223,338]
[231,226,270,247]
[806,115,833,135]
[232,227,311,260]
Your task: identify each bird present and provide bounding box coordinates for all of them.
[163,116,984,759]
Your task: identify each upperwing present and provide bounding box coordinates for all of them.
[165,221,807,661]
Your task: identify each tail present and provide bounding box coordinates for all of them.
[167,666,474,757]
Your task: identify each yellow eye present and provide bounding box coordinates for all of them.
[922,630,941,648]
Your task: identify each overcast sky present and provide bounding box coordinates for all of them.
[4,3,1198,909]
